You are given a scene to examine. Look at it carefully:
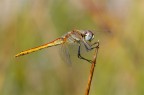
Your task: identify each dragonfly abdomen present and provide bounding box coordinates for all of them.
[15,38,64,57]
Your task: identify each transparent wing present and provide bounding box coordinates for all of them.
[60,42,72,64]
[59,40,92,64]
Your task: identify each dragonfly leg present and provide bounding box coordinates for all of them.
[78,44,92,63]
[90,41,99,50]
[84,41,99,51]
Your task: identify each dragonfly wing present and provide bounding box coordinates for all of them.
[60,43,72,64]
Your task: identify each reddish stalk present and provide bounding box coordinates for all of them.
[85,45,99,95]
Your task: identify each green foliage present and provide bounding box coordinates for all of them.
[0,0,144,95]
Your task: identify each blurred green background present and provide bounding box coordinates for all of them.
[0,0,144,95]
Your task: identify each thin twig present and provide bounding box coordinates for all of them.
[85,44,99,95]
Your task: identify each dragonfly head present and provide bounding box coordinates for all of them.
[84,30,94,42]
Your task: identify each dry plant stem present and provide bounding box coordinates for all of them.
[85,46,99,95]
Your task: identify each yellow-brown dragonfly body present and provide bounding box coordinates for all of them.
[15,38,64,57]
[15,30,99,63]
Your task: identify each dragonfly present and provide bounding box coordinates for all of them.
[15,30,99,63]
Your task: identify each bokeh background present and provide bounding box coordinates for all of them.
[0,0,144,95]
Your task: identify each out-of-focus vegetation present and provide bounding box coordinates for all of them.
[0,0,144,95]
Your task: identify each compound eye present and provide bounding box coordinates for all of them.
[84,31,94,41]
